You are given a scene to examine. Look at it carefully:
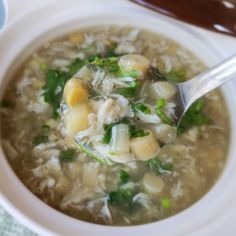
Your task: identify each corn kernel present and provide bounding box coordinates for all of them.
[64,103,91,137]
[64,79,89,107]
[68,33,84,44]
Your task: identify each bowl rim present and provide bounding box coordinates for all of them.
[0,1,236,236]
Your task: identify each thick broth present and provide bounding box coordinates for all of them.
[0,26,230,225]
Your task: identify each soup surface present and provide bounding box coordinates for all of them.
[0,26,230,225]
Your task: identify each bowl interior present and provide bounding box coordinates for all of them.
[0,3,236,236]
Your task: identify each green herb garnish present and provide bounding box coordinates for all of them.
[161,198,170,209]
[104,43,119,58]
[33,134,48,145]
[103,118,148,144]
[119,169,130,185]
[178,99,211,134]
[59,148,77,162]
[116,80,139,98]
[67,58,87,76]
[103,118,130,144]
[132,103,151,114]
[146,157,173,176]
[43,57,90,118]
[156,99,173,125]
[43,69,69,118]
[39,62,47,71]
[116,87,137,98]
[116,88,137,98]
[119,69,139,78]
[165,69,186,83]
[93,58,140,97]
[92,57,120,73]
[130,128,149,138]
[77,143,111,165]
[33,124,50,145]
[108,188,135,210]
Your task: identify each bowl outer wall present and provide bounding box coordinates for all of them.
[0,0,236,236]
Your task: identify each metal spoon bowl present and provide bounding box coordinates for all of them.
[174,54,236,126]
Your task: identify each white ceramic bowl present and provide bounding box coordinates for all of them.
[0,1,236,235]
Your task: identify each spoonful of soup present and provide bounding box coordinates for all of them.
[61,53,236,165]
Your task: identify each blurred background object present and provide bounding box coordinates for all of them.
[130,0,236,37]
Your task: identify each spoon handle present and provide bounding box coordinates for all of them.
[178,54,236,110]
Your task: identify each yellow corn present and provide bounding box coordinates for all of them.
[68,33,84,44]
[64,78,89,107]
[64,103,91,137]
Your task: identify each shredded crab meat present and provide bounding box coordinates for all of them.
[75,113,99,141]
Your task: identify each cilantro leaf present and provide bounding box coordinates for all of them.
[43,57,89,118]
[33,124,50,145]
[59,148,77,162]
[43,69,69,118]
[92,57,120,73]
[146,157,173,176]
[67,58,87,76]
[91,55,139,79]
[33,134,48,145]
[178,99,211,134]
[119,169,130,185]
[108,188,135,210]
[116,80,139,98]
[116,87,137,98]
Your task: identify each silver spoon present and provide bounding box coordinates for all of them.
[62,54,236,165]
[173,53,236,126]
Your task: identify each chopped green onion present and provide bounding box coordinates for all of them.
[77,143,111,165]
[132,103,151,114]
[156,99,173,125]
[39,62,47,71]
[161,198,170,209]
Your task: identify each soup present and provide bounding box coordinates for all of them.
[0,26,230,225]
